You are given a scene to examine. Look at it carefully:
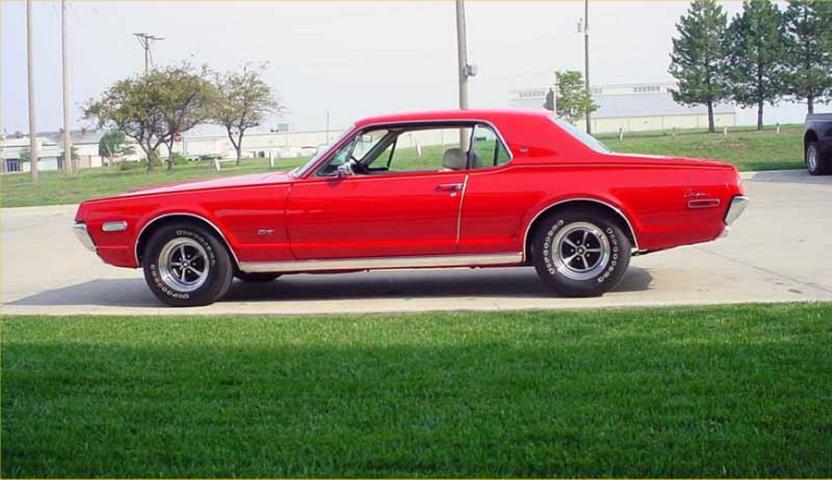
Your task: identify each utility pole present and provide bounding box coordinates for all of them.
[583,0,592,134]
[455,0,473,110]
[62,0,72,175]
[27,0,38,182]
[133,33,163,75]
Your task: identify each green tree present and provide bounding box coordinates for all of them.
[669,0,729,133]
[544,70,597,125]
[211,65,278,165]
[85,75,167,171]
[19,148,30,164]
[726,0,787,130]
[155,64,215,170]
[782,0,832,114]
[98,130,135,163]
[85,64,213,171]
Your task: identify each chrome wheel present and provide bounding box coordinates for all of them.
[158,238,209,293]
[551,222,611,281]
[807,145,818,171]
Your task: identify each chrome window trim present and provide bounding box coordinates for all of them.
[238,252,523,274]
[72,222,96,252]
[133,212,240,266]
[521,197,640,261]
[305,118,514,179]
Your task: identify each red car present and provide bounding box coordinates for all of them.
[74,109,748,307]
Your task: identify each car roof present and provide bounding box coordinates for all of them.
[354,109,553,128]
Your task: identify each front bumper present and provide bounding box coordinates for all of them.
[72,222,96,252]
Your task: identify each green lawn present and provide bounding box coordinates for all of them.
[3,303,831,478]
[600,125,804,171]
[0,125,805,208]
[0,156,309,208]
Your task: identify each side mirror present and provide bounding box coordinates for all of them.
[336,162,354,178]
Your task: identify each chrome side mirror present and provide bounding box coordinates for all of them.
[336,162,354,178]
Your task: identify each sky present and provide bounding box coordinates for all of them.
[0,0,814,135]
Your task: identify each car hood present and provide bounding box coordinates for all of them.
[119,171,295,197]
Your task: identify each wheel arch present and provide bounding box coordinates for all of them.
[134,213,239,267]
[805,129,819,150]
[523,198,639,262]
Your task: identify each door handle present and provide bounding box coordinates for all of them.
[436,183,464,191]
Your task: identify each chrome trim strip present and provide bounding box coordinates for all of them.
[102,220,128,232]
[724,195,749,226]
[521,197,640,261]
[72,222,96,252]
[133,212,240,266]
[455,175,469,245]
[238,252,523,274]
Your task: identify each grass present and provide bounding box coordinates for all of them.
[0,125,805,208]
[0,156,309,208]
[601,125,804,172]
[2,303,831,478]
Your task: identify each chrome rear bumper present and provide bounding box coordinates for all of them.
[724,196,749,226]
[72,222,96,252]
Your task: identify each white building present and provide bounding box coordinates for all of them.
[508,82,736,134]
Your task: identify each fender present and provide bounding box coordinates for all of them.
[521,196,641,261]
[134,211,240,266]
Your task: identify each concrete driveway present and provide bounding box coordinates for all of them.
[2,170,831,316]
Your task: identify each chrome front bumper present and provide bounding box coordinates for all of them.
[724,196,749,226]
[72,222,96,252]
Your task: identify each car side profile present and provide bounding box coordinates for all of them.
[74,109,748,306]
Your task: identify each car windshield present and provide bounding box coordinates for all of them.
[552,118,610,153]
[291,128,355,177]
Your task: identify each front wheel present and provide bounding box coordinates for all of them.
[806,141,829,175]
[142,222,234,307]
[531,208,631,297]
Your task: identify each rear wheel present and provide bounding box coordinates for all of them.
[531,208,631,297]
[235,271,281,282]
[142,222,233,307]
[806,141,828,175]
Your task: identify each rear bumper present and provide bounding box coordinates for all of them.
[72,222,96,252]
[724,196,749,226]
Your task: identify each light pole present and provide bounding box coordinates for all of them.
[62,0,72,175]
[134,33,163,75]
[583,0,592,134]
[26,0,38,182]
[455,0,476,110]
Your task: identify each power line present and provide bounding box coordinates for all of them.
[133,32,163,75]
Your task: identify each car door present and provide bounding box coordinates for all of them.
[286,125,471,260]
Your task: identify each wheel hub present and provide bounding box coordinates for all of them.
[158,238,209,293]
[551,222,611,281]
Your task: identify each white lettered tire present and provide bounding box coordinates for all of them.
[531,208,631,297]
[142,222,234,307]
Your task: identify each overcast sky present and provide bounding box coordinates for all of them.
[0,0,812,135]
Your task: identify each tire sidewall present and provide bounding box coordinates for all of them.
[142,223,233,306]
[533,210,631,297]
[806,142,825,176]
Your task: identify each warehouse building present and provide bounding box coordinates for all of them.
[508,82,736,133]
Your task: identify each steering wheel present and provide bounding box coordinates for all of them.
[348,156,370,175]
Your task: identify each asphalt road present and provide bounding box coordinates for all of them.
[2,170,831,316]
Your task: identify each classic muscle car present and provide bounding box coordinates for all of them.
[74,109,748,306]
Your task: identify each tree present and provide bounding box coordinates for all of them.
[669,0,729,133]
[544,70,597,126]
[84,75,168,171]
[98,130,135,164]
[155,64,215,170]
[58,146,78,171]
[725,0,787,130]
[85,64,213,171]
[782,0,832,114]
[211,65,278,165]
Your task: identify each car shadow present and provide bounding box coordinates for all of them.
[8,267,654,308]
[744,169,832,185]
